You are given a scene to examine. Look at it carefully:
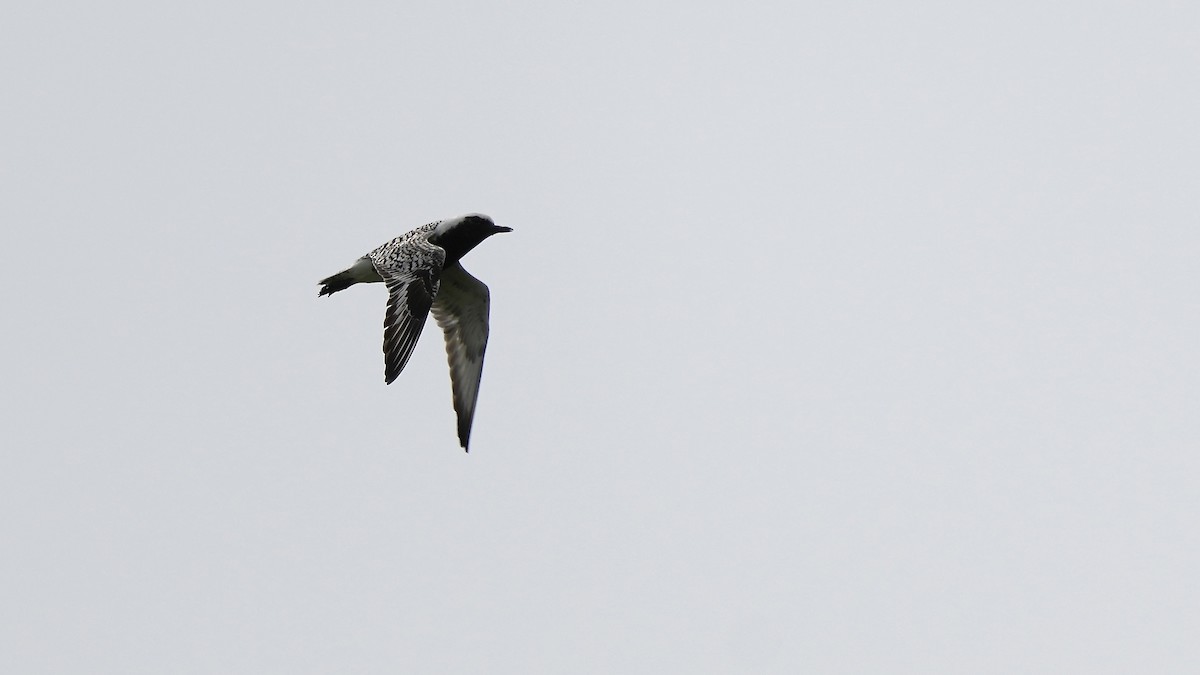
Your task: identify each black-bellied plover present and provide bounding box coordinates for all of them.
[319,214,512,451]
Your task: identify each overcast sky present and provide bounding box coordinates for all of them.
[2,1,1197,673]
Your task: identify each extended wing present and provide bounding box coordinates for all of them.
[372,235,447,384]
[430,263,492,450]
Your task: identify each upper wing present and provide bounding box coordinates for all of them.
[371,235,446,385]
[430,263,492,451]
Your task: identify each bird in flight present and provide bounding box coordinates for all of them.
[319,213,512,451]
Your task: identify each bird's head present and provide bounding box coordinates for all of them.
[431,213,512,263]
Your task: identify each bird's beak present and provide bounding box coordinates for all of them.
[494,225,514,233]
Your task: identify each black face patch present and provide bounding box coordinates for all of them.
[432,216,496,265]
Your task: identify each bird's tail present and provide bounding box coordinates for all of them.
[318,269,358,297]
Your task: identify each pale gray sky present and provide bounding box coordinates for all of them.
[2,1,1198,673]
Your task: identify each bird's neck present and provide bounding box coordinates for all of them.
[431,230,485,267]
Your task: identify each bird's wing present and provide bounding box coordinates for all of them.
[430,263,492,451]
[371,236,446,385]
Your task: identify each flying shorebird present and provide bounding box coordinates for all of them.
[318,213,512,451]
